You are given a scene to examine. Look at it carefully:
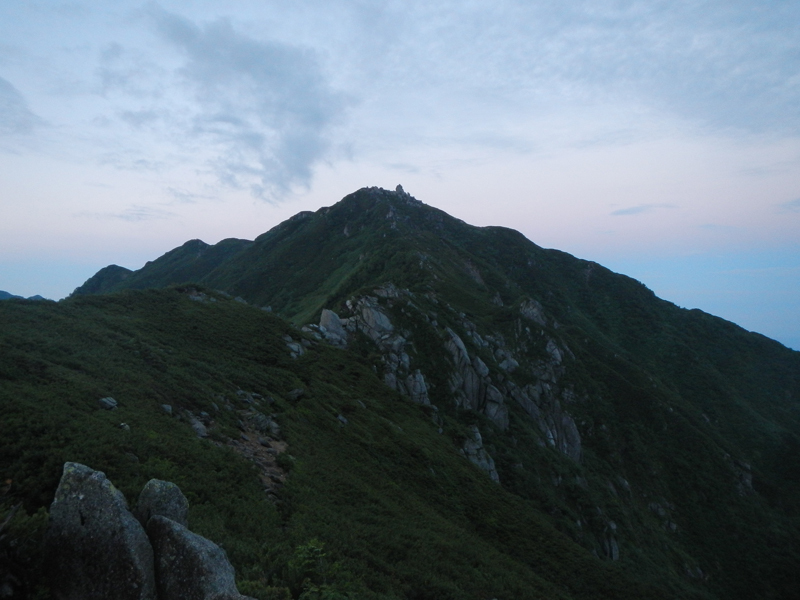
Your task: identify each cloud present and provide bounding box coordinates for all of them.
[778,198,800,213]
[74,205,176,222]
[96,42,166,99]
[611,204,676,216]
[542,1,800,135]
[386,163,421,174]
[0,76,41,135]
[166,187,217,204]
[98,5,348,199]
[698,223,739,232]
[363,0,800,137]
[118,109,161,128]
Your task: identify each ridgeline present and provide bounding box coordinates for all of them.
[3,186,799,599]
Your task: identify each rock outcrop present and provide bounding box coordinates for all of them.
[45,463,253,600]
[506,381,582,461]
[519,298,548,327]
[44,463,156,600]
[461,426,500,483]
[148,516,244,600]
[319,309,348,347]
[315,287,431,406]
[445,328,509,430]
[313,282,584,480]
[134,479,189,528]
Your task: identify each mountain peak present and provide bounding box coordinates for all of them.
[44,186,800,599]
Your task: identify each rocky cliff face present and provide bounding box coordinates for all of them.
[311,285,432,406]
[307,280,584,485]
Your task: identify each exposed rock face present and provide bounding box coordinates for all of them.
[461,426,500,483]
[320,290,431,405]
[317,282,584,470]
[135,479,189,528]
[404,370,430,405]
[442,304,582,459]
[445,328,509,430]
[507,381,582,461]
[147,515,246,600]
[519,298,547,327]
[358,303,394,340]
[44,463,156,600]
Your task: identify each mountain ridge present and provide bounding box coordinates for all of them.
[0,290,47,301]
[7,185,799,599]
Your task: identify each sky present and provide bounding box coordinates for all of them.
[1,1,798,350]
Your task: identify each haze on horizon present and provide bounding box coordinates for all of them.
[1,1,798,350]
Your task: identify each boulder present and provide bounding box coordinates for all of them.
[471,356,490,378]
[358,304,393,340]
[147,515,249,600]
[98,397,118,410]
[286,341,305,358]
[498,357,519,372]
[319,309,348,346]
[135,479,189,528]
[287,388,305,401]
[188,414,208,438]
[546,339,563,364]
[44,462,156,600]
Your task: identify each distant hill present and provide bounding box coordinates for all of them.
[6,186,799,599]
[0,290,46,301]
[72,238,253,298]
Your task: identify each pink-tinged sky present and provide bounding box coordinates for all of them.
[1,1,798,350]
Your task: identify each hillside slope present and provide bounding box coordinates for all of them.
[2,288,671,600]
[58,186,800,598]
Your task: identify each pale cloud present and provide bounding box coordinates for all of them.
[778,198,800,213]
[0,76,41,135]
[166,187,217,204]
[93,5,349,200]
[118,109,161,128]
[611,204,676,216]
[75,205,176,222]
[386,163,421,174]
[698,223,739,232]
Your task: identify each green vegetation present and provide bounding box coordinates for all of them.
[1,288,665,599]
[6,186,800,599]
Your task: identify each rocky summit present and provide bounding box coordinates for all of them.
[2,186,799,600]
